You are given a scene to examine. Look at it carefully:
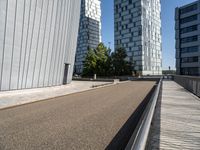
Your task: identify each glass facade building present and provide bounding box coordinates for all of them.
[0,0,81,91]
[75,0,101,74]
[114,0,162,75]
[175,0,200,76]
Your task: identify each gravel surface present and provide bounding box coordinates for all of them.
[0,81,155,150]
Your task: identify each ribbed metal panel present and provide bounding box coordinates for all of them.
[0,0,81,91]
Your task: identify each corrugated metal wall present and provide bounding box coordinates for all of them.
[0,0,81,91]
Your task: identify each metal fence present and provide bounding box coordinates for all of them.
[173,75,200,97]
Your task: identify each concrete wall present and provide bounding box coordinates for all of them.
[0,0,81,91]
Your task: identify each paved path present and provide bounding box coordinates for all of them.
[147,81,200,150]
[0,81,114,109]
[0,81,155,150]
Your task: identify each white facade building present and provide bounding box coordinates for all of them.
[114,0,162,75]
[0,0,81,91]
[75,0,101,74]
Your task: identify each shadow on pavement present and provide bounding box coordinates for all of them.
[105,84,157,150]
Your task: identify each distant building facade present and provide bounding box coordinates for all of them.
[114,0,162,75]
[0,0,81,91]
[75,0,101,74]
[175,0,200,76]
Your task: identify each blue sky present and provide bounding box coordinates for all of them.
[101,0,196,70]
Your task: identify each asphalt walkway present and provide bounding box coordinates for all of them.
[0,81,155,150]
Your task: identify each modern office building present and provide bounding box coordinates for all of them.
[75,0,101,74]
[114,0,162,75]
[0,0,81,91]
[175,0,200,76]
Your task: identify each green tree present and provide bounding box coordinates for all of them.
[82,44,133,77]
[82,48,97,76]
[82,43,111,76]
[95,43,111,76]
[111,47,132,76]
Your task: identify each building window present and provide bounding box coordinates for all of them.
[138,27,142,36]
[180,25,198,34]
[180,35,198,43]
[180,4,198,14]
[181,56,198,63]
[133,3,136,8]
[181,67,199,76]
[181,46,198,53]
[133,22,136,27]
[180,15,198,24]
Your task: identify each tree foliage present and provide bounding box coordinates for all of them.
[94,43,111,76]
[82,43,133,77]
[82,48,97,76]
[111,47,133,76]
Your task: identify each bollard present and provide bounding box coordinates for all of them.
[94,74,97,80]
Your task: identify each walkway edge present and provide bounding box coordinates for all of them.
[126,78,162,150]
